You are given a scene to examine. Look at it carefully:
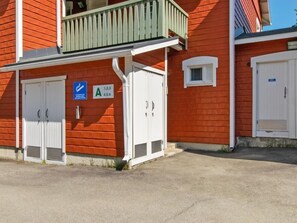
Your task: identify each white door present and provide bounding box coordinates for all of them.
[132,69,164,162]
[133,69,149,158]
[23,78,65,163]
[24,82,43,160]
[45,81,65,162]
[257,62,288,132]
[149,73,164,154]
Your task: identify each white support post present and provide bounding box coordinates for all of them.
[164,47,168,149]
[229,0,235,149]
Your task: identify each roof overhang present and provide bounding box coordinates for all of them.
[260,0,271,26]
[235,31,297,45]
[0,37,179,72]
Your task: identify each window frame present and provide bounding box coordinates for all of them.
[182,56,218,88]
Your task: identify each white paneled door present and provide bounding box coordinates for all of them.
[23,78,65,164]
[24,82,43,160]
[257,62,288,132]
[132,68,164,164]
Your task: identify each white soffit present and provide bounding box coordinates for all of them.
[260,0,271,26]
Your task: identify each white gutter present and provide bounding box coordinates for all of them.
[229,0,235,149]
[112,57,130,162]
[15,0,23,150]
[56,0,61,47]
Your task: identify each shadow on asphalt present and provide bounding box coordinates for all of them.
[184,147,297,165]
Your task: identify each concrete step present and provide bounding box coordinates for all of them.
[164,142,184,157]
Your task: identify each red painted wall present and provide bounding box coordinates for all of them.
[235,38,297,137]
[0,0,16,147]
[133,49,165,71]
[21,60,124,157]
[167,0,230,145]
[23,0,57,50]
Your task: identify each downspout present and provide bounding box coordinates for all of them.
[112,57,130,162]
[229,0,235,149]
[15,0,23,152]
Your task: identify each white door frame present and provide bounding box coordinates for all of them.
[130,62,166,166]
[21,75,67,164]
[251,51,297,138]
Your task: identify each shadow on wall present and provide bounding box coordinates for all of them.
[0,0,10,16]
[68,84,124,156]
[0,73,16,147]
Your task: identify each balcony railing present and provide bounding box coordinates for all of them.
[62,0,188,52]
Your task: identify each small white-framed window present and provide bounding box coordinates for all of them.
[182,56,218,88]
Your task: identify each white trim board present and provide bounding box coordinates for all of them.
[21,75,67,84]
[251,50,297,67]
[235,31,297,45]
[130,151,164,166]
[132,62,165,75]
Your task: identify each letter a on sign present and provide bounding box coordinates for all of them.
[95,88,102,97]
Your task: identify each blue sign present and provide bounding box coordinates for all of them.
[73,81,87,100]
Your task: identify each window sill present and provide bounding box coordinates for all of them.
[185,81,214,88]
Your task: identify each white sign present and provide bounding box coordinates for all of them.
[93,84,114,99]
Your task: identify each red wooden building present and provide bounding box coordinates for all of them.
[0,0,295,166]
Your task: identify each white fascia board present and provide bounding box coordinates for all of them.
[0,49,132,72]
[131,38,179,56]
[235,31,297,45]
[251,50,297,68]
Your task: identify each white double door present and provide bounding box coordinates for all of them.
[23,79,65,163]
[133,69,164,161]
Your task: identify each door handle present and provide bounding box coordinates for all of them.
[152,101,155,111]
[46,109,49,119]
[284,87,287,99]
[37,109,41,119]
[146,101,149,109]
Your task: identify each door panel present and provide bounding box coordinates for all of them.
[45,81,65,161]
[149,73,164,153]
[133,69,149,158]
[257,62,288,131]
[25,83,42,159]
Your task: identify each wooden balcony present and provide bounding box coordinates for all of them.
[62,0,188,52]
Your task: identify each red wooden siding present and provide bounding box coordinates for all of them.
[167,0,230,145]
[133,49,165,71]
[0,0,16,147]
[23,0,57,50]
[21,60,124,157]
[235,38,297,137]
